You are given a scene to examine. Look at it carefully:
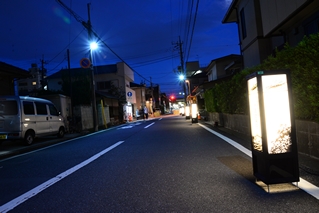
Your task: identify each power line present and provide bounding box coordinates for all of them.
[185,0,200,63]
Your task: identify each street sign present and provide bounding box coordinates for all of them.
[127,92,132,97]
[80,58,91,68]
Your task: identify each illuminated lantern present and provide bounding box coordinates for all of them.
[185,106,190,120]
[246,70,299,184]
[191,103,198,123]
[179,107,185,116]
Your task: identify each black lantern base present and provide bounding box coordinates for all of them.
[252,151,299,184]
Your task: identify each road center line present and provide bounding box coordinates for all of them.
[0,141,125,213]
[198,123,319,200]
[144,122,155,128]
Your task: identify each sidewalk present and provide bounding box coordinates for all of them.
[199,119,319,186]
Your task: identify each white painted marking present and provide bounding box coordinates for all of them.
[0,141,124,213]
[144,122,155,129]
[198,123,251,157]
[117,125,133,129]
[198,123,319,200]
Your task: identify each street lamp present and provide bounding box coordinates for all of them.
[90,41,98,50]
[178,74,187,106]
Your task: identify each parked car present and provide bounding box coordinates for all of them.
[0,96,65,145]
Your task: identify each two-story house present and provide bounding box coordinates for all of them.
[188,55,242,110]
[223,0,319,68]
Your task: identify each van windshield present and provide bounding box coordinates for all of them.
[0,100,18,115]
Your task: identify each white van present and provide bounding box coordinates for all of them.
[0,96,65,145]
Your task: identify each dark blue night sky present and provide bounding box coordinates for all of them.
[0,0,239,95]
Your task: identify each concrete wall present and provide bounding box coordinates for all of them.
[207,112,319,159]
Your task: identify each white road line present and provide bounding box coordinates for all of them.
[0,141,124,213]
[198,123,319,200]
[144,122,155,129]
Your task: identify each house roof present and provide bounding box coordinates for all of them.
[205,54,242,73]
[130,82,145,88]
[0,61,31,79]
[222,0,239,23]
[47,64,118,79]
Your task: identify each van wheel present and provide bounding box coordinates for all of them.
[24,131,35,145]
[57,127,65,138]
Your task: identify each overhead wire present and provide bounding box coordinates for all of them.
[185,0,200,63]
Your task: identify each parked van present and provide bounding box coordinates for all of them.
[0,96,65,145]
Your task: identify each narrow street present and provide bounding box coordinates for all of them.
[1,115,319,212]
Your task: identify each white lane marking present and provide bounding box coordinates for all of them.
[144,122,155,129]
[0,141,124,213]
[198,123,319,200]
[199,124,251,157]
[117,125,134,129]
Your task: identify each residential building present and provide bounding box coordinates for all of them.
[130,82,146,117]
[46,62,137,126]
[189,55,243,110]
[206,54,242,82]
[184,61,208,110]
[145,84,161,112]
[223,0,319,68]
[17,63,47,95]
[0,62,30,95]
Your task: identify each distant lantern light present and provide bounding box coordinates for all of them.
[185,106,190,119]
[90,42,98,50]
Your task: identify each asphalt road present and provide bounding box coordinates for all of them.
[1,116,319,212]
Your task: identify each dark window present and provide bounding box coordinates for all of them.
[0,101,18,115]
[35,102,47,115]
[304,17,319,36]
[23,101,35,115]
[18,82,28,86]
[48,104,59,116]
[97,81,111,90]
[240,8,247,39]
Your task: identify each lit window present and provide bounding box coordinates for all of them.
[32,82,37,86]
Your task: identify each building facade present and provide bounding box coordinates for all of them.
[223,0,319,68]
[17,63,47,95]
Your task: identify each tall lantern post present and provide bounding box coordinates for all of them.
[246,70,299,185]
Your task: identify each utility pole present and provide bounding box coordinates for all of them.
[40,55,47,90]
[150,76,153,110]
[56,0,98,132]
[87,3,98,132]
[67,49,74,126]
[173,36,187,104]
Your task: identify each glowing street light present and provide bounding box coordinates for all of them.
[179,74,185,81]
[90,41,98,50]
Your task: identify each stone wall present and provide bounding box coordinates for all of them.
[207,112,319,159]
